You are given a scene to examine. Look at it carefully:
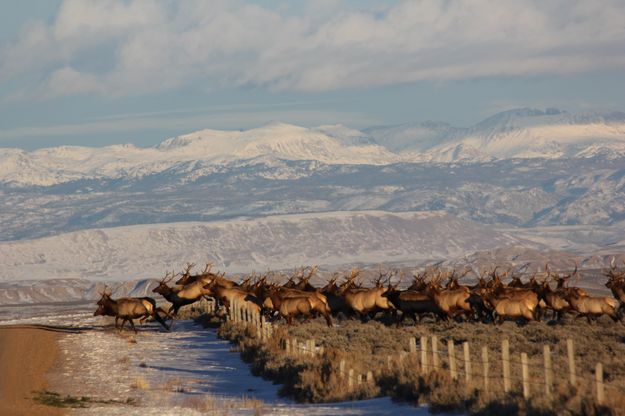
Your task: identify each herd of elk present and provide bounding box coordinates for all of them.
[93,261,625,332]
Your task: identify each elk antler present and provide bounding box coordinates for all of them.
[201,262,214,275]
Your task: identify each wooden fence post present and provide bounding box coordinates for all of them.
[596,363,604,405]
[482,346,489,393]
[339,359,346,378]
[544,345,552,398]
[409,337,416,354]
[348,369,354,392]
[502,339,511,393]
[567,339,576,386]
[420,336,428,374]
[448,340,457,380]
[432,335,439,371]
[366,370,374,384]
[463,342,471,383]
[357,374,362,386]
[387,355,392,370]
[521,352,529,399]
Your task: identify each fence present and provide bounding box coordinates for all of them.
[214,299,623,407]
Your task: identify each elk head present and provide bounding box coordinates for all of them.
[153,271,175,295]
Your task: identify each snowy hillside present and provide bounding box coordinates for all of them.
[0,211,530,282]
[368,108,625,161]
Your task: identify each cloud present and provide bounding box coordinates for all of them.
[2,0,625,98]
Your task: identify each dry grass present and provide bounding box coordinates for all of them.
[216,314,625,415]
[130,376,150,390]
[181,394,265,415]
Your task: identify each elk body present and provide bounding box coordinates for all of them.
[535,282,571,321]
[203,280,261,315]
[564,289,621,323]
[482,289,539,324]
[94,293,170,333]
[426,285,472,319]
[382,289,445,325]
[152,272,216,316]
[343,286,394,320]
[261,288,316,325]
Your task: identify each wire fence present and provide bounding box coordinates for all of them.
[218,297,623,407]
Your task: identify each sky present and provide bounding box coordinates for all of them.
[1,0,624,149]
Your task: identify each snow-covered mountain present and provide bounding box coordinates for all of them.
[0,122,399,187]
[368,108,625,161]
[2,108,625,187]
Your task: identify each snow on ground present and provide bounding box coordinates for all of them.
[3,307,441,415]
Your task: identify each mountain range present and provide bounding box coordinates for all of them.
[1,108,624,302]
[2,108,625,187]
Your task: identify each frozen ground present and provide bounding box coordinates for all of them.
[2,306,443,415]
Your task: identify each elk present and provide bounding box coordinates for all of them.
[203,279,261,316]
[535,280,571,321]
[564,288,621,324]
[482,288,539,324]
[382,286,445,325]
[94,289,170,333]
[259,285,316,325]
[342,272,395,321]
[424,271,473,320]
[605,261,625,312]
[174,262,212,286]
[320,274,352,318]
[152,272,214,316]
[256,282,333,326]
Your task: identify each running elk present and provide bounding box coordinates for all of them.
[94,288,170,333]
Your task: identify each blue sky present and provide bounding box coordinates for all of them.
[1,0,624,149]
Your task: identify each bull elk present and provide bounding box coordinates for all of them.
[152,272,215,316]
[424,271,473,320]
[342,272,395,321]
[94,288,170,333]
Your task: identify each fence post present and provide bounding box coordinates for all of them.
[448,340,457,380]
[521,352,529,399]
[502,339,511,393]
[357,374,362,386]
[291,338,298,355]
[348,369,354,392]
[420,336,428,374]
[596,363,604,405]
[366,370,374,384]
[387,355,392,370]
[482,346,489,393]
[544,345,552,398]
[567,339,576,386]
[339,359,346,378]
[285,338,290,354]
[432,335,439,371]
[463,342,471,383]
[409,337,417,354]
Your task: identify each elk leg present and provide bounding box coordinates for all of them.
[114,316,119,329]
[324,313,333,327]
[129,319,138,334]
[119,319,126,332]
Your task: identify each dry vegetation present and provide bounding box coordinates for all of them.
[215,314,625,415]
